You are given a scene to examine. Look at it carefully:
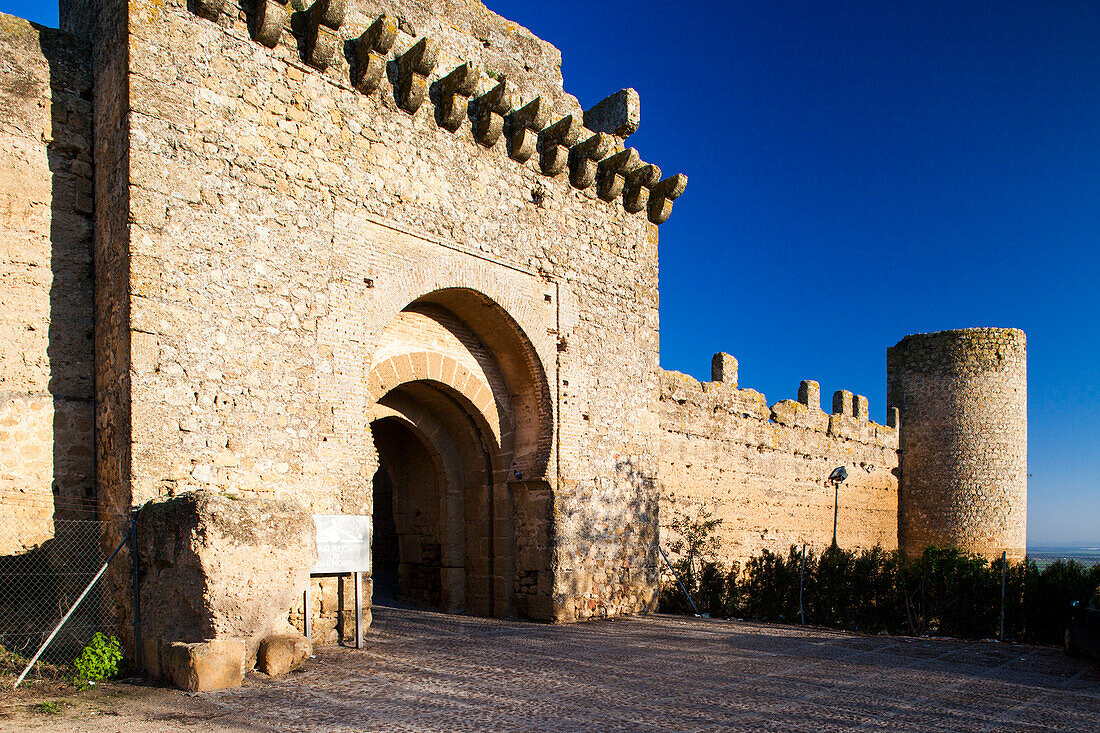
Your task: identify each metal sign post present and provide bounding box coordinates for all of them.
[309,515,371,649]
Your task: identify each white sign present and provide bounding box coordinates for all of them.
[312,515,372,574]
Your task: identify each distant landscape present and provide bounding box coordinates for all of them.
[1027,546,1100,569]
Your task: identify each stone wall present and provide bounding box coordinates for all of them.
[888,328,1027,560]
[660,355,899,565]
[0,1,1033,650]
[67,0,672,633]
[0,15,94,550]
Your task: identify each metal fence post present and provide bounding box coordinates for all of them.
[999,550,1007,641]
[13,530,132,689]
[132,513,142,674]
[657,545,701,616]
[799,544,806,625]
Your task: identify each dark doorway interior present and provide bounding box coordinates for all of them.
[371,465,398,602]
[370,417,445,609]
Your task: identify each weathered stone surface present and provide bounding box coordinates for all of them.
[91,0,665,632]
[888,328,1028,560]
[163,638,245,692]
[137,491,317,664]
[0,15,94,548]
[660,362,900,566]
[257,632,312,677]
[711,352,737,386]
[583,88,640,138]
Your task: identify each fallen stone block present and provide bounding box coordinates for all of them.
[164,638,245,692]
[257,632,312,677]
[137,490,317,668]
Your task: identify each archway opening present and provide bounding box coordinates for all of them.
[366,288,554,619]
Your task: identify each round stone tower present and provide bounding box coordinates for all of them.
[887,328,1027,560]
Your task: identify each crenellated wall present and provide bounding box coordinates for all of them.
[660,353,900,565]
[0,0,1030,665]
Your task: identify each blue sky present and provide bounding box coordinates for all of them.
[5,0,1098,545]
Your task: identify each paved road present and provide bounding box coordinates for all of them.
[7,605,1099,732]
[204,604,1100,732]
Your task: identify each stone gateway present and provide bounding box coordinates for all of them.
[0,0,1025,683]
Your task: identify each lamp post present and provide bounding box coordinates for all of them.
[828,466,848,547]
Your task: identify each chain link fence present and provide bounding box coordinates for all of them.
[0,498,129,679]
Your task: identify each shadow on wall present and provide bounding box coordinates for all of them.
[42,27,96,526]
[558,457,661,617]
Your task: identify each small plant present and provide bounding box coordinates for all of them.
[666,508,723,585]
[33,700,64,715]
[73,633,122,683]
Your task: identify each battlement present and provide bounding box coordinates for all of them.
[171,0,686,224]
[659,355,900,563]
[664,354,898,447]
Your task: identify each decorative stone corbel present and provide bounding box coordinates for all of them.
[623,163,661,214]
[537,115,585,176]
[583,88,640,139]
[438,63,480,132]
[396,37,438,113]
[596,147,641,202]
[304,0,346,71]
[192,0,226,22]
[353,14,397,94]
[472,78,514,148]
[569,132,617,190]
[506,97,552,164]
[647,173,688,224]
[252,0,290,48]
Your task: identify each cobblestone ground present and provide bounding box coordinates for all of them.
[6,604,1099,732]
[202,604,1100,732]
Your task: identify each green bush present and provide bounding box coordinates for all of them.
[660,528,1100,645]
[659,509,724,615]
[73,633,122,682]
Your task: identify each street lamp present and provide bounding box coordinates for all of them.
[828,466,848,547]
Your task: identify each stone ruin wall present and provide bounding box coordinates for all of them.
[888,328,1027,561]
[660,354,900,566]
[0,16,95,552]
[47,0,684,637]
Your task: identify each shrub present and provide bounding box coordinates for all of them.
[73,633,122,683]
[660,524,1099,645]
[659,509,725,615]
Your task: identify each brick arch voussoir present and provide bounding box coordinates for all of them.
[367,352,505,449]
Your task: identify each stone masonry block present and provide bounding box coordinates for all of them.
[711,352,737,386]
[833,389,854,416]
[583,88,640,138]
[137,491,316,665]
[798,380,820,410]
[257,633,312,677]
[853,394,870,421]
[164,638,245,692]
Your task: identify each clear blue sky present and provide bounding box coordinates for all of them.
[5,0,1098,546]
